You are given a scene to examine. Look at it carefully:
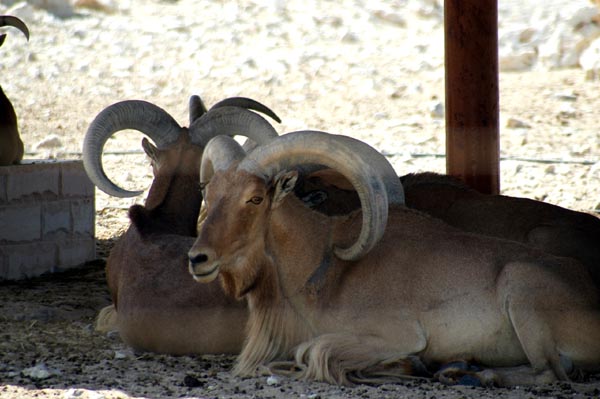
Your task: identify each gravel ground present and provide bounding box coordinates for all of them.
[1,0,600,398]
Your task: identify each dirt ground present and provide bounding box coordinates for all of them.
[2,0,600,398]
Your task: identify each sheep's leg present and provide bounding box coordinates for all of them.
[269,332,428,386]
[498,262,600,385]
[95,304,118,333]
[434,360,559,387]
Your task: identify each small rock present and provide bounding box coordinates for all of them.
[74,0,117,13]
[64,389,105,399]
[499,49,537,72]
[35,135,63,149]
[114,350,128,359]
[370,9,406,27]
[506,117,531,129]
[21,363,60,380]
[580,36,600,81]
[183,374,204,388]
[558,103,577,119]
[429,101,444,119]
[554,91,578,101]
[28,0,75,18]
[266,375,280,386]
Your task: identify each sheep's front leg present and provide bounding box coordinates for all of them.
[434,360,559,387]
[268,332,429,386]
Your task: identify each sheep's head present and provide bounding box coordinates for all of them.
[0,16,29,166]
[188,132,405,298]
[82,95,281,198]
[82,96,281,237]
[0,15,29,47]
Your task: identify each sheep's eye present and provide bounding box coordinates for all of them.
[199,182,209,191]
[247,196,263,205]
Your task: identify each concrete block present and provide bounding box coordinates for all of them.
[4,161,60,202]
[71,199,95,237]
[0,159,97,280]
[42,200,71,239]
[61,161,95,197]
[0,204,42,242]
[57,239,96,269]
[0,242,58,280]
[0,174,7,204]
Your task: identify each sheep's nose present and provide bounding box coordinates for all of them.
[188,248,219,283]
[189,253,208,265]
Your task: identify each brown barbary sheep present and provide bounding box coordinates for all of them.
[0,15,29,166]
[400,172,600,287]
[84,95,280,354]
[189,131,600,387]
[297,169,600,286]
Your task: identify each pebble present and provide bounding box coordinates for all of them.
[63,389,106,399]
[506,117,531,129]
[428,101,444,119]
[266,375,280,386]
[21,363,61,380]
[113,350,128,359]
[35,134,63,149]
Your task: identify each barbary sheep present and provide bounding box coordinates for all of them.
[299,170,600,287]
[84,95,280,354]
[0,15,29,166]
[188,131,600,386]
[400,172,600,287]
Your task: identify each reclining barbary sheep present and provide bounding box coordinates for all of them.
[0,15,29,166]
[83,95,280,354]
[188,131,600,387]
[299,169,600,287]
[401,172,600,286]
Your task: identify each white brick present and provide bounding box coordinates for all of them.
[42,201,71,239]
[5,161,60,201]
[60,161,94,197]
[0,242,58,280]
[0,204,42,241]
[71,199,95,237]
[57,239,96,269]
[0,173,7,203]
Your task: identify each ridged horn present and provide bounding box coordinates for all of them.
[189,106,279,148]
[238,131,405,261]
[189,95,208,125]
[82,100,182,197]
[210,97,281,123]
[0,15,30,42]
[200,135,247,189]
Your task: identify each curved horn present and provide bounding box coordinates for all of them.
[210,97,282,123]
[0,16,30,42]
[239,131,405,261]
[189,106,279,148]
[82,100,182,197]
[189,95,208,125]
[200,135,246,188]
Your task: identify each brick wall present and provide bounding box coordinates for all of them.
[0,160,96,280]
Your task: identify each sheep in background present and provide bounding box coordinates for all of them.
[85,95,280,354]
[0,15,29,166]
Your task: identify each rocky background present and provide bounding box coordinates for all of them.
[1,0,600,398]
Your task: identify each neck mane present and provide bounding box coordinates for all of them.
[233,232,315,376]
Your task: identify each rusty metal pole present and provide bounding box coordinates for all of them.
[444,0,500,194]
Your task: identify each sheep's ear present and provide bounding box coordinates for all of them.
[272,170,299,207]
[141,138,159,162]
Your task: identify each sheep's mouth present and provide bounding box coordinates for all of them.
[189,263,219,283]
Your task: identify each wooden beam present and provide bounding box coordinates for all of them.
[444,0,500,194]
